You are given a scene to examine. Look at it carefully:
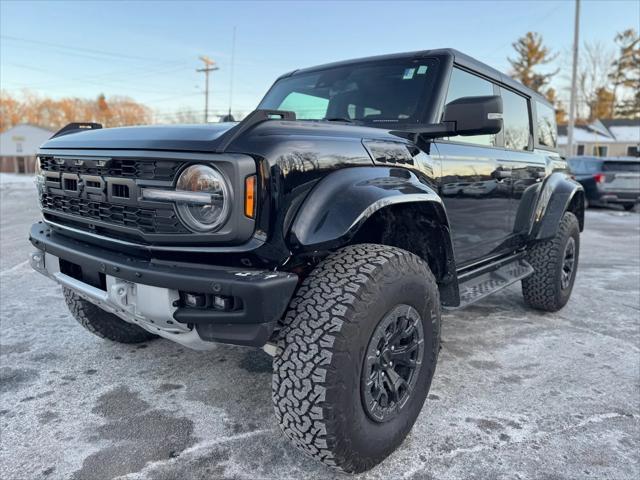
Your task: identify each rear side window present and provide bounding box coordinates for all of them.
[444,67,497,147]
[536,101,557,148]
[501,88,531,151]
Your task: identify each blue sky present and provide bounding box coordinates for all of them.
[1,0,638,120]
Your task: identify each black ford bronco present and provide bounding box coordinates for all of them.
[30,49,584,473]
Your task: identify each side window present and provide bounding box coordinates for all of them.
[501,88,531,151]
[576,144,585,156]
[536,101,557,148]
[444,67,497,147]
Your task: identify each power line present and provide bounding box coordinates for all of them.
[3,62,190,91]
[0,35,177,63]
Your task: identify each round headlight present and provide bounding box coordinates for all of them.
[175,165,231,232]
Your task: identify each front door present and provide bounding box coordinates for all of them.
[435,67,514,266]
[436,142,513,265]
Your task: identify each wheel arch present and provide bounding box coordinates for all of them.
[288,167,459,306]
[526,172,585,241]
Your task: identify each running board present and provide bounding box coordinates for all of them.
[446,258,534,310]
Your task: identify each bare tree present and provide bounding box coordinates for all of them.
[577,42,615,120]
[0,90,151,132]
[609,29,640,118]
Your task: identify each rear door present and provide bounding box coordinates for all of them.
[498,91,549,238]
[435,67,513,266]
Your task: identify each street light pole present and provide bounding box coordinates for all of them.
[567,0,580,158]
[197,56,219,123]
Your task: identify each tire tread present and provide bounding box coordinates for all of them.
[64,288,157,343]
[272,244,439,472]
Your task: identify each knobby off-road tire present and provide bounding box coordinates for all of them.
[63,288,157,343]
[272,244,441,473]
[522,212,580,312]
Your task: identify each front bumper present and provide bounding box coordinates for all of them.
[29,222,298,349]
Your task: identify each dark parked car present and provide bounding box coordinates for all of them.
[29,48,584,473]
[568,156,639,210]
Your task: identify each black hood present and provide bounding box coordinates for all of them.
[39,120,405,154]
[40,123,237,152]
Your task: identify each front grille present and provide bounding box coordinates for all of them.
[112,183,129,198]
[63,177,78,191]
[39,156,181,181]
[39,155,188,240]
[41,193,188,234]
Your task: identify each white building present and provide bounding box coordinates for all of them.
[558,118,640,158]
[0,124,54,173]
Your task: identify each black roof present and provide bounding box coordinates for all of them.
[283,48,551,106]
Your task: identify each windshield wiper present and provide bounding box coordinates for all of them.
[323,117,355,123]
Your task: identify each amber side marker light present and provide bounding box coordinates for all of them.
[245,175,257,218]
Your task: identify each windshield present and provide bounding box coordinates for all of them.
[258,58,439,125]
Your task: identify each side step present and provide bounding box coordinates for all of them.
[447,258,534,309]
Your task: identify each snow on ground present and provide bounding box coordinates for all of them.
[1,183,639,480]
[0,173,37,187]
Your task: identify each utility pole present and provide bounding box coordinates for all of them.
[197,56,219,123]
[228,26,237,120]
[567,0,580,158]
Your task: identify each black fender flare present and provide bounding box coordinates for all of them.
[289,166,459,304]
[289,166,447,248]
[527,172,585,241]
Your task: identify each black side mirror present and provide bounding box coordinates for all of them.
[443,95,503,136]
[389,95,503,142]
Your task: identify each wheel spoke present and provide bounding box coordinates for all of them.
[384,368,407,402]
[392,340,420,358]
[391,351,417,367]
[387,315,408,344]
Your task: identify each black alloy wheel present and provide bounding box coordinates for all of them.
[362,304,424,422]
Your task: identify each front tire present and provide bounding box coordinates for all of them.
[522,212,580,312]
[64,288,157,343]
[623,203,636,212]
[272,244,440,473]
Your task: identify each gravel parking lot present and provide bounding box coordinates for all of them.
[1,173,639,480]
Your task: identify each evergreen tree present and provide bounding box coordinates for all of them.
[508,32,559,93]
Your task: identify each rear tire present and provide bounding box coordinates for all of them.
[63,288,157,343]
[272,244,440,473]
[522,212,580,312]
[623,203,636,212]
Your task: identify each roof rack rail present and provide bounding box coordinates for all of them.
[215,109,296,153]
[51,122,102,139]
